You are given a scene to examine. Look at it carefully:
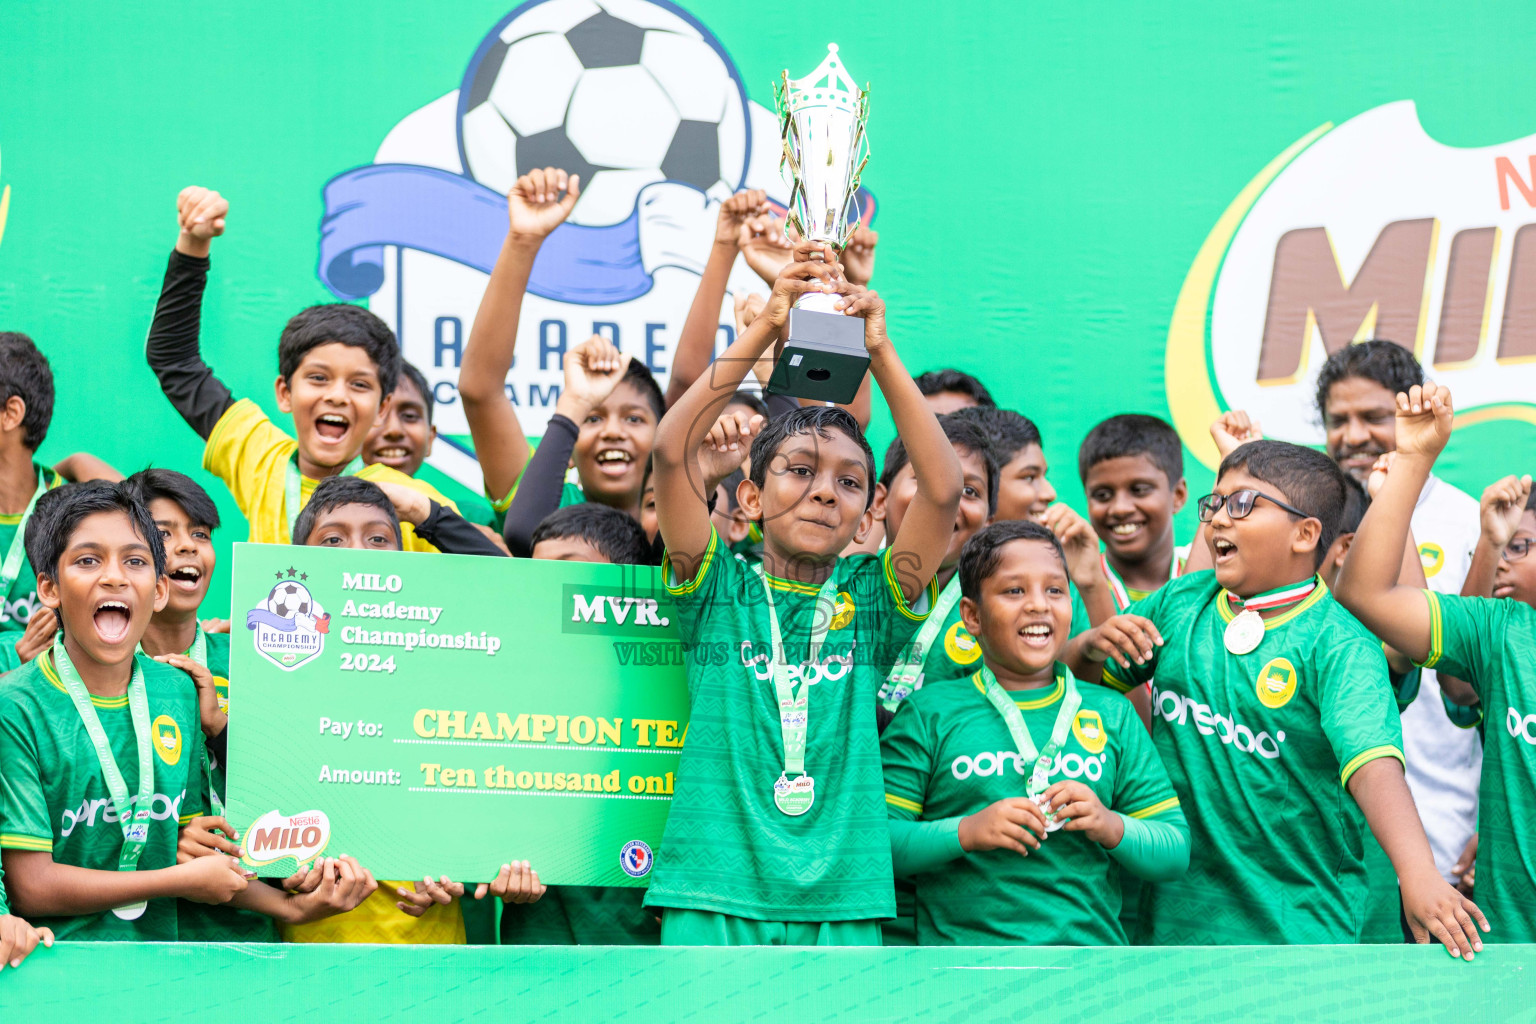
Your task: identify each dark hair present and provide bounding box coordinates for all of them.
[278,305,401,396]
[914,369,995,408]
[1337,474,1368,536]
[291,476,401,547]
[0,332,55,451]
[718,468,746,512]
[123,468,221,532]
[951,405,1042,465]
[1077,414,1184,487]
[1217,439,1347,566]
[725,389,769,421]
[958,519,1066,602]
[26,480,166,583]
[397,361,434,425]
[748,406,876,508]
[530,502,651,565]
[1314,340,1424,425]
[881,414,999,516]
[617,360,665,422]
[1527,485,1536,515]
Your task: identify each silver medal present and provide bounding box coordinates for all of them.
[1224,608,1265,655]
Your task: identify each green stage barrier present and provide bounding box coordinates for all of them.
[2,943,1533,1022]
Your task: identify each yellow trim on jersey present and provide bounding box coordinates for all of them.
[0,833,53,851]
[1419,590,1444,669]
[885,793,923,814]
[764,573,821,595]
[1100,664,1135,694]
[1339,745,1405,788]
[880,549,938,622]
[1215,575,1328,628]
[663,528,720,596]
[0,512,22,526]
[178,813,198,825]
[41,652,129,708]
[969,671,1066,709]
[1126,797,1180,820]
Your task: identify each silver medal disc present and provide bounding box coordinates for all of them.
[1224,608,1265,655]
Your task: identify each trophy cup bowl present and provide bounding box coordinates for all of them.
[768,44,871,404]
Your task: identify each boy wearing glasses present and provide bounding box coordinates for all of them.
[1338,382,1535,941]
[1068,438,1486,956]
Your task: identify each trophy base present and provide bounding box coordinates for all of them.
[768,307,870,405]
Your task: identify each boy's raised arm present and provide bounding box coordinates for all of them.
[652,245,838,580]
[145,187,236,440]
[663,190,769,408]
[459,168,580,504]
[855,290,963,603]
[1334,384,1455,663]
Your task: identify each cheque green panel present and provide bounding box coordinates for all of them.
[3,943,1534,1023]
[225,543,689,886]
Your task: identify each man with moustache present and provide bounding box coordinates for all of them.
[1316,340,1482,895]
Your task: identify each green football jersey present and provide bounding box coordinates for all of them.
[1421,592,1536,942]
[175,630,280,943]
[0,652,205,940]
[1103,572,1404,944]
[647,529,934,922]
[881,667,1182,945]
[501,885,659,944]
[0,465,63,633]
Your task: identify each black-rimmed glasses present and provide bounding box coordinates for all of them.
[1197,489,1314,523]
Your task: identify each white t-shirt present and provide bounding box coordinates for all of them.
[1405,474,1483,881]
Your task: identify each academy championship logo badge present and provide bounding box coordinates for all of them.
[619,838,653,878]
[312,0,873,492]
[246,578,330,670]
[242,809,332,868]
[1168,101,1536,469]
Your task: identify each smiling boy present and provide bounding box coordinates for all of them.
[881,520,1188,944]
[362,361,437,477]
[648,244,962,945]
[143,187,453,550]
[1079,414,1189,607]
[1068,439,1486,956]
[0,483,366,938]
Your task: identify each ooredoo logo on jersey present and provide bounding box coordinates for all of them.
[247,574,331,670]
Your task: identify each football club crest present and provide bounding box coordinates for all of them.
[943,621,982,665]
[151,714,183,766]
[1419,542,1446,578]
[1255,657,1299,709]
[1072,709,1108,754]
[247,579,330,671]
[830,591,856,630]
[619,839,653,878]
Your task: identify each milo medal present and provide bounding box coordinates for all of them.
[1032,792,1067,833]
[755,565,841,818]
[1224,609,1265,655]
[774,774,816,816]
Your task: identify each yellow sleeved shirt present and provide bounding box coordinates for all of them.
[282,883,466,944]
[203,399,456,550]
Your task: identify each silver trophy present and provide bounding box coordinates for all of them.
[768,44,871,404]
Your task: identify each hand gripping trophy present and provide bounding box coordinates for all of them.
[767,44,871,404]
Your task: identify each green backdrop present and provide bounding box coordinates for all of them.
[2,1,1534,616]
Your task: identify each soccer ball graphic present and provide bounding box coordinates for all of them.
[457,0,749,226]
[267,582,314,621]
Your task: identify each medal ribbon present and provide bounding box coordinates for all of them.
[878,575,962,709]
[755,566,841,779]
[1100,548,1184,613]
[185,626,225,818]
[283,454,364,538]
[53,640,155,876]
[1226,576,1317,615]
[0,467,48,598]
[978,665,1082,798]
